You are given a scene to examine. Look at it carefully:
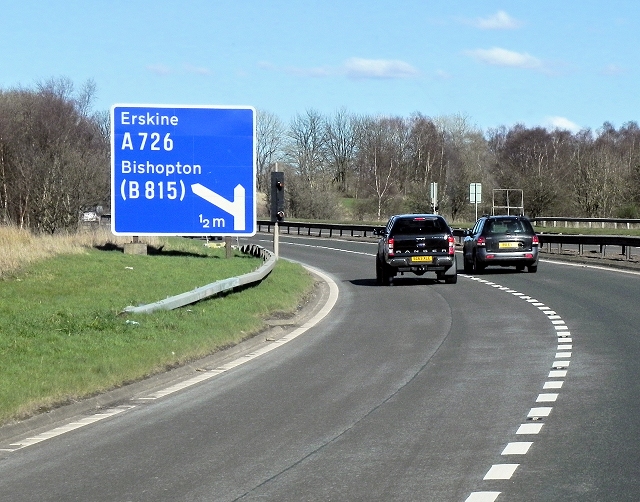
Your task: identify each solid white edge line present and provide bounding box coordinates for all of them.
[540,257,640,276]
[6,264,339,452]
[9,406,134,449]
[139,263,339,401]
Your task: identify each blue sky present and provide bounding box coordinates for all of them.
[2,0,638,133]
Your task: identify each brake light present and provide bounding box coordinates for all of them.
[448,235,455,255]
[477,236,486,247]
[388,238,394,256]
[532,235,539,246]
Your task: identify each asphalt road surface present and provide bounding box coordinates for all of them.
[0,235,639,502]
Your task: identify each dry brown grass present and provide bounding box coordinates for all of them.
[0,225,161,278]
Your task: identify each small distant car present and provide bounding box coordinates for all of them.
[374,214,458,285]
[462,215,539,273]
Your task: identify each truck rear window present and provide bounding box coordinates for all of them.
[392,218,447,235]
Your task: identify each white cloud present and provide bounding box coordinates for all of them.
[258,58,419,80]
[434,69,452,80]
[184,64,212,76]
[474,10,521,30]
[545,116,581,133]
[342,58,419,79]
[601,64,626,76]
[288,66,334,77]
[146,64,172,75]
[465,47,543,70]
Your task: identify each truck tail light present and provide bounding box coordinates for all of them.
[388,238,394,257]
[477,236,486,247]
[448,235,455,255]
[532,235,539,246]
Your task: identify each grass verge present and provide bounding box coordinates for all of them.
[0,230,314,425]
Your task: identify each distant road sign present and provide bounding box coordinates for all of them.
[470,183,482,204]
[111,104,256,236]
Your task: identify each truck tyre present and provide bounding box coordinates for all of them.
[444,273,458,284]
[463,253,473,274]
[376,256,391,286]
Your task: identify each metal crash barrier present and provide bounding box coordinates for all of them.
[123,244,276,314]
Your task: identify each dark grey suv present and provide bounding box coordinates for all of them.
[462,215,539,273]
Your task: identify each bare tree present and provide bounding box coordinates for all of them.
[255,109,285,192]
[324,108,360,193]
[285,109,327,186]
[354,116,402,219]
[488,125,571,217]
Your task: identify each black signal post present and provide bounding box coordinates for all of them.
[270,172,285,257]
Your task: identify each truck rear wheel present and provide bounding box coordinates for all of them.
[376,256,391,286]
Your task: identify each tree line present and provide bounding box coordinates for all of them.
[1,79,638,233]
[0,78,109,233]
[258,109,640,222]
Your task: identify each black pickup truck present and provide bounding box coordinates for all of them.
[374,214,458,285]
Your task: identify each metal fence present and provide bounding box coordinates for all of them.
[530,217,640,230]
[257,219,640,261]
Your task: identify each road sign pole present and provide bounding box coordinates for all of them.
[274,221,280,259]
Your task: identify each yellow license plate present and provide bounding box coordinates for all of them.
[499,241,519,249]
[411,256,433,263]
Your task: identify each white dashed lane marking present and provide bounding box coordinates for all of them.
[484,463,519,480]
[462,274,573,501]
[465,492,501,502]
[502,442,532,455]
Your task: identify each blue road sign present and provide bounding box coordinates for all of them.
[111,104,256,236]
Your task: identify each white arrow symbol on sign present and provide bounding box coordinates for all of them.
[191,183,245,231]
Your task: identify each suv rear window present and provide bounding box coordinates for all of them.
[392,217,447,235]
[486,219,532,234]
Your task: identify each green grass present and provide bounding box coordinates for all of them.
[0,238,314,425]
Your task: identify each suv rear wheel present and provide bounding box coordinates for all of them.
[472,252,485,274]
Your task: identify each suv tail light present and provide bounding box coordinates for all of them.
[388,238,394,256]
[477,236,486,247]
[448,235,455,255]
[532,235,539,246]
